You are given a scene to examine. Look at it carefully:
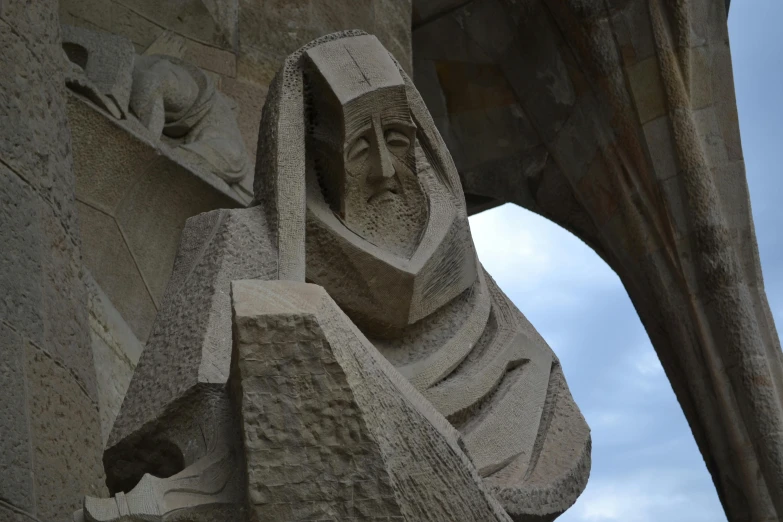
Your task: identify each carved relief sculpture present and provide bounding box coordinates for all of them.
[62,24,251,186]
[78,32,590,521]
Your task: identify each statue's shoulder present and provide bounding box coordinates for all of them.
[108,205,282,449]
[167,205,279,295]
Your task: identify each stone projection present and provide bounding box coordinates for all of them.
[63,24,252,187]
[77,33,590,522]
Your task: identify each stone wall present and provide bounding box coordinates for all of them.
[0,1,107,520]
[60,0,412,172]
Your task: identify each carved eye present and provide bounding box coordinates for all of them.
[385,130,410,153]
[347,137,370,162]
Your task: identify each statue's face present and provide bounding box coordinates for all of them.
[312,90,428,259]
[301,35,477,336]
[339,99,427,258]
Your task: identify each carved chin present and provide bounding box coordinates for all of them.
[305,186,477,338]
[341,176,429,259]
[342,202,426,260]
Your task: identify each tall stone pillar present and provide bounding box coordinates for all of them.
[0,1,106,520]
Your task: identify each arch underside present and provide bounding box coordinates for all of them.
[412,1,783,521]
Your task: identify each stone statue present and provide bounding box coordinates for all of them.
[414,2,783,519]
[62,25,251,185]
[78,32,590,522]
[129,55,249,184]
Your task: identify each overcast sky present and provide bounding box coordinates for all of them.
[468,3,783,521]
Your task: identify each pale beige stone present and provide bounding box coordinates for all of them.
[67,91,245,341]
[130,54,251,184]
[231,279,512,521]
[60,24,252,186]
[90,32,590,522]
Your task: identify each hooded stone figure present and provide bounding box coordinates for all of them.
[80,32,590,522]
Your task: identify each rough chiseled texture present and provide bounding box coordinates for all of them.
[0,1,106,520]
[106,207,277,476]
[231,279,513,522]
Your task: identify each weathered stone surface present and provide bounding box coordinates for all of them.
[0,17,79,244]
[77,200,158,343]
[60,0,413,180]
[219,76,268,173]
[68,94,244,342]
[129,54,252,184]
[63,22,251,189]
[106,207,277,472]
[231,279,512,522]
[413,0,783,519]
[60,0,237,52]
[0,323,34,514]
[2,0,771,519]
[1,2,106,520]
[39,198,98,400]
[86,274,144,446]
[27,343,106,521]
[0,165,44,347]
[144,30,237,78]
[67,96,158,215]
[62,24,135,117]
[0,503,35,522]
[122,0,237,50]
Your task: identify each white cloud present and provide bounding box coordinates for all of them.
[468,204,621,306]
[577,480,688,522]
[634,350,664,377]
[560,469,724,522]
[622,342,667,393]
[469,205,552,284]
[470,204,726,521]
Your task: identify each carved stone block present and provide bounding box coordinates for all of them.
[231,279,512,521]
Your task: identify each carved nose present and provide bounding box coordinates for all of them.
[375,145,396,180]
[369,122,396,181]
